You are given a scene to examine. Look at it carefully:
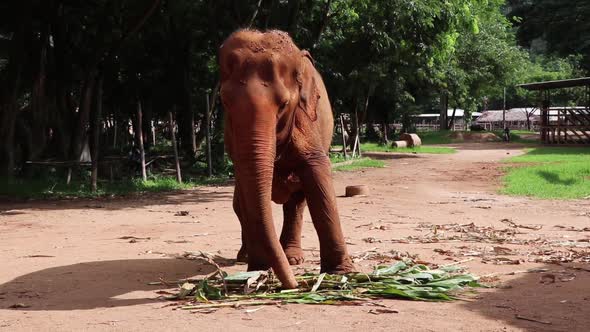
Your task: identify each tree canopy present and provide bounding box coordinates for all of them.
[0,0,586,183]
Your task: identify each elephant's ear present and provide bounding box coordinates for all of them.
[297,50,320,122]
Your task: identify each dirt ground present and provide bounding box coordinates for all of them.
[1,142,589,332]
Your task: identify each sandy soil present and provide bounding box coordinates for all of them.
[1,142,589,332]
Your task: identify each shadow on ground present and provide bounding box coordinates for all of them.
[0,258,231,311]
[0,186,234,213]
[538,170,576,185]
[363,152,423,160]
[445,142,539,151]
[464,264,590,331]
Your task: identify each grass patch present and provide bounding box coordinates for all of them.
[492,130,538,144]
[0,175,229,199]
[417,131,454,145]
[329,153,349,164]
[505,147,590,163]
[511,130,537,135]
[361,142,456,154]
[333,158,385,172]
[502,147,590,199]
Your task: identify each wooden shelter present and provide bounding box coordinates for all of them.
[518,77,590,144]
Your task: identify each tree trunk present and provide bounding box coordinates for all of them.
[51,1,74,160]
[168,111,182,183]
[112,116,118,149]
[70,72,96,161]
[211,101,226,171]
[439,92,448,131]
[30,20,50,162]
[247,0,264,28]
[348,99,359,150]
[286,0,301,34]
[382,122,389,145]
[143,100,154,151]
[340,114,348,158]
[91,74,104,192]
[0,8,29,177]
[175,39,196,160]
[311,0,332,49]
[205,94,213,177]
[526,108,535,131]
[447,106,457,130]
[136,98,147,181]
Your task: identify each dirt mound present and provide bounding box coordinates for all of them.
[449,132,500,142]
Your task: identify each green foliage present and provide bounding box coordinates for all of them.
[506,147,590,163]
[417,131,455,145]
[175,260,481,307]
[502,147,590,199]
[0,175,228,199]
[491,130,538,144]
[510,55,584,108]
[511,0,590,72]
[1,0,586,185]
[332,158,385,172]
[436,0,529,116]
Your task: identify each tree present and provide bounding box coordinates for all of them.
[511,0,590,73]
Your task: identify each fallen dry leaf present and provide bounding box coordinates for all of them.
[515,315,551,325]
[368,308,399,315]
[174,211,190,216]
[500,218,542,231]
[492,247,514,255]
[483,257,520,265]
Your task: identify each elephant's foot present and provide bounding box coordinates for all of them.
[321,257,356,275]
[236,245,248,263]
[283,246,305,265]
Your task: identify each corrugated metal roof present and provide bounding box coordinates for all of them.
[475,110,540,123]
[517,77,590,90]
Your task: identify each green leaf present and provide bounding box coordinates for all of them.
[225,271,265,283]
[372,261,407,276]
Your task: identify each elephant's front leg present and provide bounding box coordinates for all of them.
[280,191,306,265]
[299,153,355,273]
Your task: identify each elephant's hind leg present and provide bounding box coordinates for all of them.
[280,191,306,265]
[233,187,248,263]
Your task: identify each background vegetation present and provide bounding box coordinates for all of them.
[0,0,588,195]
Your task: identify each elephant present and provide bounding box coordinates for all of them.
[219,29,355,289]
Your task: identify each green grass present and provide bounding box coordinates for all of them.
[505,147,590,163]
[417,131,454,144]
[360,142,456,154]
[333,158,385,172]
[511,130,537,135]
[502,147,590,199]
[329,153,349,164]
[0,175,229,199]
[492,130,538,144]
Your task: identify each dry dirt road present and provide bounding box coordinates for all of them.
[1,143,589,332]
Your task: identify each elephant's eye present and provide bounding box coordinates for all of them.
[279,100,289,111]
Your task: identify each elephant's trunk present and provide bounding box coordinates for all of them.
[231,118,298,289]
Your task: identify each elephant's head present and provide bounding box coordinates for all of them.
[219,30,320,289]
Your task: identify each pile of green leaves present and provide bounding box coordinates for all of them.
[170,261,480,310]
